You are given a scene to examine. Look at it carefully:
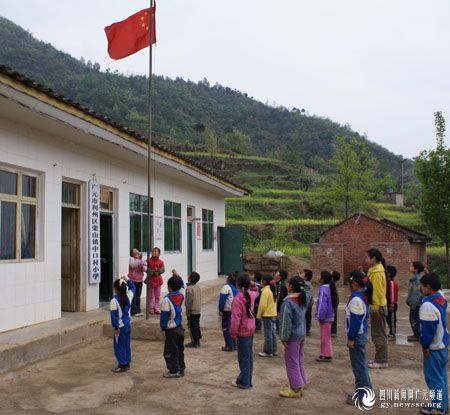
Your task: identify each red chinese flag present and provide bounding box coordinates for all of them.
[105,7,156,60]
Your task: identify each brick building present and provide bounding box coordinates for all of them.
[310,213,431,282]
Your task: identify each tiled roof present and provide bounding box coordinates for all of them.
[320,213,431,243]
[0,65,249,195]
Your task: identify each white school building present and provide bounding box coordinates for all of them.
[0,66,247,333]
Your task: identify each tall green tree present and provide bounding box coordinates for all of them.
[220,129,252,154]
[330,137,389,218]
[415,112,450,286]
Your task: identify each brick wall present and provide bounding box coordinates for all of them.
[369,242,411,284]
[311,215,427,284]
[319,216,405,277]
[310,243,344,283]
[410,242,427,265]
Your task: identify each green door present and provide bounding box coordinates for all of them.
[218,226,244,275]
[187,222,193,275]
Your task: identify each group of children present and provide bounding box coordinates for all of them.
[217,268,341,395]
[113,247,202,377]
[127,247,165,316]
[110,247,448,414]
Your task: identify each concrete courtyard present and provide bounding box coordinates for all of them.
[0,289,446,415]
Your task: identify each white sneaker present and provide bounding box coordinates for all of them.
[258,352,273,358]
[368,361,388,369]
[231,380,238,387]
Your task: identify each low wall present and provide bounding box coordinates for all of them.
[309,243,345,282]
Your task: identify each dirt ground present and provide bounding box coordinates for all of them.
[0,288,447,415]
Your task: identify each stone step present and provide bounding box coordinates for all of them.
[0,310,108,374]
[1,277,226,373]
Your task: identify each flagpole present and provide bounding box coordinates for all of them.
[146,0,154,320]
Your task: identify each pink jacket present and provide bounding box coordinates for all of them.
[128,256,146,282]
[231,286,259,340]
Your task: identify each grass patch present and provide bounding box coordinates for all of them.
[227,197,310,204]
[248,242,311,258]
[373,202,417,213]
[251,242,311,259]
[250,189,327,199]
[377,209,421,227]
[428,246,447,256]
[227,218,338,226]
[179,152,282,163]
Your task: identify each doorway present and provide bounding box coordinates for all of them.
[61,207,80,311]
[187,206,195,275]
[99,214,113,302]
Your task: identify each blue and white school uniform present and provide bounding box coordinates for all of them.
[219,283,238,349]
[219,283,238,312]
[419,292,449,412]
[345,290,372,397]
[110,280,136,367]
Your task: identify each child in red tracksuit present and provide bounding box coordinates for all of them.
[146,247,165,314]
[386,265,399,340]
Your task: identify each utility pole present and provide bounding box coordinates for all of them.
[400,158,405,194]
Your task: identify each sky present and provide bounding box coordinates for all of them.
[1,0,449,158]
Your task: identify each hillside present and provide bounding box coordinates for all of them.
[0,16,405,177]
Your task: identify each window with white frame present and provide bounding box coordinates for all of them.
[164,200,181,252]
[130,193,153,253]
[0,168,38,261]
[202,209,214,250]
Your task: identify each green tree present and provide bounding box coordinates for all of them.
[415,112,450,286]
[330,137,386,218]
[206,130,218,155]
[220,129,252,154]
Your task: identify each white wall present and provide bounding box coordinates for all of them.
[0,116,226,333]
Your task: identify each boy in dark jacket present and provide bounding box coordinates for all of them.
[301,269,314,336]
[253,272,263,332]
[276,270,289,334]
[185,271,202,348]
[160,275,185,378]
[331,271,341,337]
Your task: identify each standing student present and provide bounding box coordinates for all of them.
[345,271,373,406]
[230,273,259,389]
[315,271,338,362]
[386,265,399,340]
[110,276,136,373]
[160,275,185,378]
[276,270,289,333]
[146,247,165,314]
[331,270,341,337]
[418,273,449,415]
[184,271,202,348]
[253,272,264,332]
[407,261,425,342]
[128,249,146,316]
[219,272,238,352]
[302,269,314,336]
[257,275,278,357]
[366,249,389,369]
[279,276,308,399]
